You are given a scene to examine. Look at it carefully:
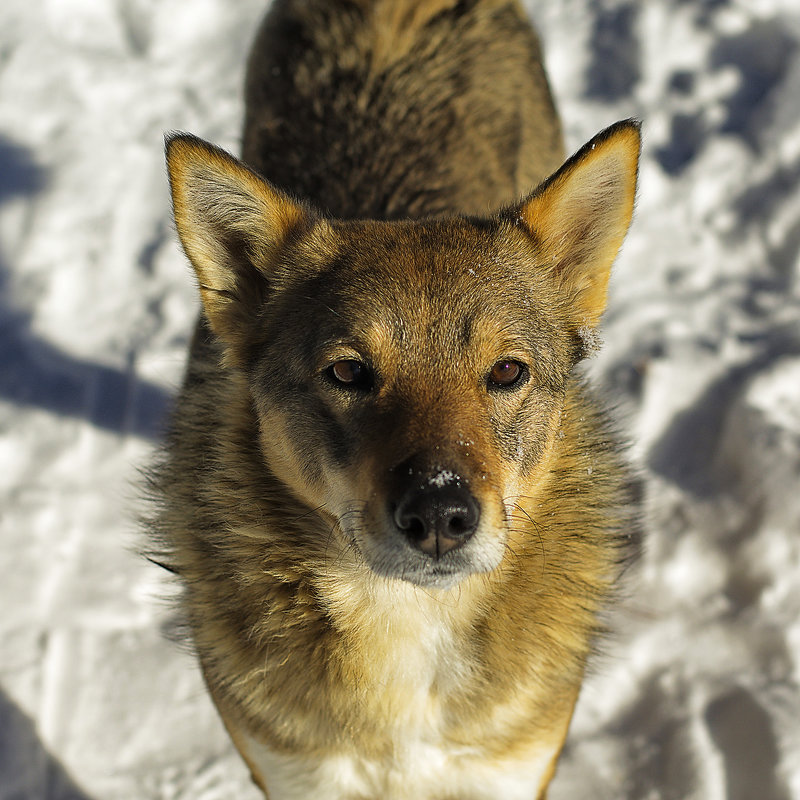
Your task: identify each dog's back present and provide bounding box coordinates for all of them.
[242,0,564,218]
[154,2,640,798]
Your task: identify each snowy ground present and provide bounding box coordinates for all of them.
[1,0,799,798]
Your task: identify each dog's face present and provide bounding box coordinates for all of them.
[248,219,578,587]
[166,123,639,588]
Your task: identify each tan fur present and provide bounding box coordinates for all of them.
[518,125,641,327]
[150,1,641,798]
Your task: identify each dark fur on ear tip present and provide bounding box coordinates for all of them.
[590,118,642,143]
[164,130,197,156]
[163,131,235,163]
[583,118,643,168]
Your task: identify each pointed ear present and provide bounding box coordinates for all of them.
[165,133,311,358]
[514,120,641,329]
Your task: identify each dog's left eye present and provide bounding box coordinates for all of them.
[327,359,373,390]
[488,359,527,389]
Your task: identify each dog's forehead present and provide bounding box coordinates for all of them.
[314,218,545,327]
[271,216,567,377]
[332,217,509,273]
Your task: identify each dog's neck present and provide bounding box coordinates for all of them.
[307,568,485,735]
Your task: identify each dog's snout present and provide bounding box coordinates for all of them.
[393,483,480,558]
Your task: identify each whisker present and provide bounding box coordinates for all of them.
[298,294,343,319]
[321,503,369,575]
[288,502,328,525]
[504,497,548,577]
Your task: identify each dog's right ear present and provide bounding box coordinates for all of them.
[165,134,313,362]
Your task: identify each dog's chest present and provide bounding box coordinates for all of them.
[239,729,556,800]
[237,586,557,799]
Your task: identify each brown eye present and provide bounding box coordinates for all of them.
[328,360,372,390]
[488,359,526,389]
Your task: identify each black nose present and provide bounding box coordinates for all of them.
[393,483,480,558]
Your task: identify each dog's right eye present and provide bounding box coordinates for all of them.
[327,360,373,391]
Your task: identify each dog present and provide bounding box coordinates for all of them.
[149,1,641,797]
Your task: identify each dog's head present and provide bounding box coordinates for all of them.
[166,122,639,589]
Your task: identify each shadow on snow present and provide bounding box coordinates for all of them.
[0,687,96,800]
[0,137,173,440]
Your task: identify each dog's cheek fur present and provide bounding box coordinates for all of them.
[247,367,347,510]
[496,389,564,475]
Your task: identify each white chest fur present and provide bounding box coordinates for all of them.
[231,579,557,799]
[238,730,556,800]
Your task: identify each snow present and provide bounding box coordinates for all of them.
[1,0,799,798]
[428,470,457,488]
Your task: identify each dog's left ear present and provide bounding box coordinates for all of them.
[513,120,641,329]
